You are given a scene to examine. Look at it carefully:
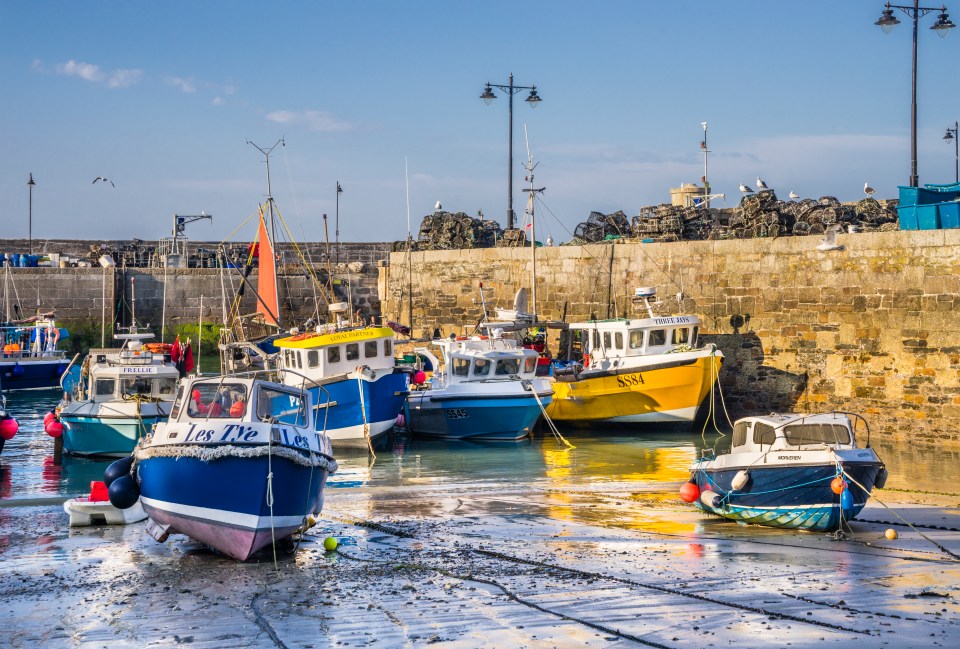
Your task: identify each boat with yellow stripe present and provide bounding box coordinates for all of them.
[546,288,722,425]
[273,316,409,451]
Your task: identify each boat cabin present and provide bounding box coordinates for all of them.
[416,335,540,388]
[562,315,701,366]
[273,325,395,382]
[729,412,862,454]
[168,377,311,427]
[78,346,180,403]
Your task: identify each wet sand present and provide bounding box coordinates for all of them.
[1,479,958,648]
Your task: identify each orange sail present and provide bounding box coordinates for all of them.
[256,210,279,326]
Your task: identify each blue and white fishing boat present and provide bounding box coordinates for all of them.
[406,330,554,441]
[687,412,887,531]
[272,308,409,451]
[57,327,180,457]
[132,373,337,561]
[1,311,70,390]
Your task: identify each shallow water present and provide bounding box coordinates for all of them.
[1,388,955,500]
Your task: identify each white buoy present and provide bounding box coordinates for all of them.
[732,469,750,491]
[700,490,722,509]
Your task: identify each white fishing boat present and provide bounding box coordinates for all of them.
[406,330,553,441]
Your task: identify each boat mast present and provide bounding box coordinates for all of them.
[521,126,544,323]
[405,157,414,335]
[247,138,284,329]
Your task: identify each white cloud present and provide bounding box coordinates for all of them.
[165,76,196,93]
[265,110,352,132]
[54,59,142,88]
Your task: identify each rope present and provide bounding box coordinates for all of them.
[266,427,278,571]
[840,466,960,561]
[356,367,375,459]
[529,384,574,449]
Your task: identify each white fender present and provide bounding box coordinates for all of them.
[731,469,750,491]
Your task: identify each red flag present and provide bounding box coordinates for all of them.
[183,341,195,373]
[170,335,182,363]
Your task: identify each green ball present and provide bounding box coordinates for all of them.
[323,536,339,551]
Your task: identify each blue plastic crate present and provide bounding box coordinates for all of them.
[899,185,954,206]
[924,181,960,192]
[897,205,919,230]
[939,201,960,229]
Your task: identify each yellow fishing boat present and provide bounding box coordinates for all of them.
[546,288,722,424]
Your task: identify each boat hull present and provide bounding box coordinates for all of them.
[0,358,70,390]
[308,370,408,449]
[692,460,883,531]
[407,392,551,441]
[60,404,169,457]
[138,451,330,561]
[546,351,721,424]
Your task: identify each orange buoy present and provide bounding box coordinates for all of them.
[679,481,700,503]
[831,477,847,495]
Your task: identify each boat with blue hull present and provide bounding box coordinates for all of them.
[273,320,409,451]
[131,374,337,561]
[687,412,886,532]
[57,329,180,457]
[1,312,70,390]
[406,332,554,441]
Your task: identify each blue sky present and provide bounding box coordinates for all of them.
[4,1,960,244]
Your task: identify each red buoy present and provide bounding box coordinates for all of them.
[0,417,18,440]
[679,481,700,503]
[413,370,427,384]
[830,477,847,495]
[43,411,56,427]
[45,420,64,438]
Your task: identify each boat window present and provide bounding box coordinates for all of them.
[629,330,645,349]
[672,328,690,345]
[452,357,470,376]
[691,326,699,347]
[732,421,748,447]
[753,422,776,446]
[384,339,392,356]
[170,384,186,419]
[593,330,601,350]
[614,332,623,349]
[156,378,177,396]
[524,356,536,373]
[296,352,303,369]
[649,330,667,347]
[603,332,612,350]
[121,377,153,398]
[346,343,359,361]
[256,386,305,427]
[327,346,341,364]
[364,341,378,358]
[784,423,851,446]
[473,358,491,376]
[95,378,116,397]
[307,350,319,368]
[495,358,521,375]
[188,383,248,419]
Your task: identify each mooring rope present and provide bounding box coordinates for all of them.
[528,383,574,449]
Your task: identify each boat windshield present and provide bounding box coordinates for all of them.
[188,383,249,419]
[120,376,177,399]
[255,385,306,426]
[495,358,521,375]
[784,423,851,446]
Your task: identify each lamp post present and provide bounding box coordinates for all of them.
[479,74,542,230]
[27,173,35,255]
[944,122,959,182]
[875,2,955,188]
[335,182,343,264]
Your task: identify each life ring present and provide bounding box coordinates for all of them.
[46,326,60,345]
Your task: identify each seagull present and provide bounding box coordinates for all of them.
[434,200,442,211]
[789,191,799,200]
[816,224,845,252]
[756,176,769,191]
[93,176,115,187]
[738,183,753,194]
[864,182,876,197]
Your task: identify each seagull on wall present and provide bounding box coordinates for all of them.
[93,176,115,187]
[864,182,876,197]
[756,176,769,191]
[789,190,799,200]
[738,183,753,194]
[435,201,442,211]
[816,223,845,252]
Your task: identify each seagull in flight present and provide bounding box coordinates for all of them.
[756,176,769,191]
[864,182,876,197]
[816,224,845,252]
[789,190,799,200]
[738,183,753,194]
[93,176,115,187]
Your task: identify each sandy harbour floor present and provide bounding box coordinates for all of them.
[1,481,958,648]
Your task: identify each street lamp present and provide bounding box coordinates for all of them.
[27,173,35,255]
[479,73,542,230]
[945,122,959,182]
[335,181,343,264]
[875,1,955,188]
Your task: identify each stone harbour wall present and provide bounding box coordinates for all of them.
[381,229,960,447]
